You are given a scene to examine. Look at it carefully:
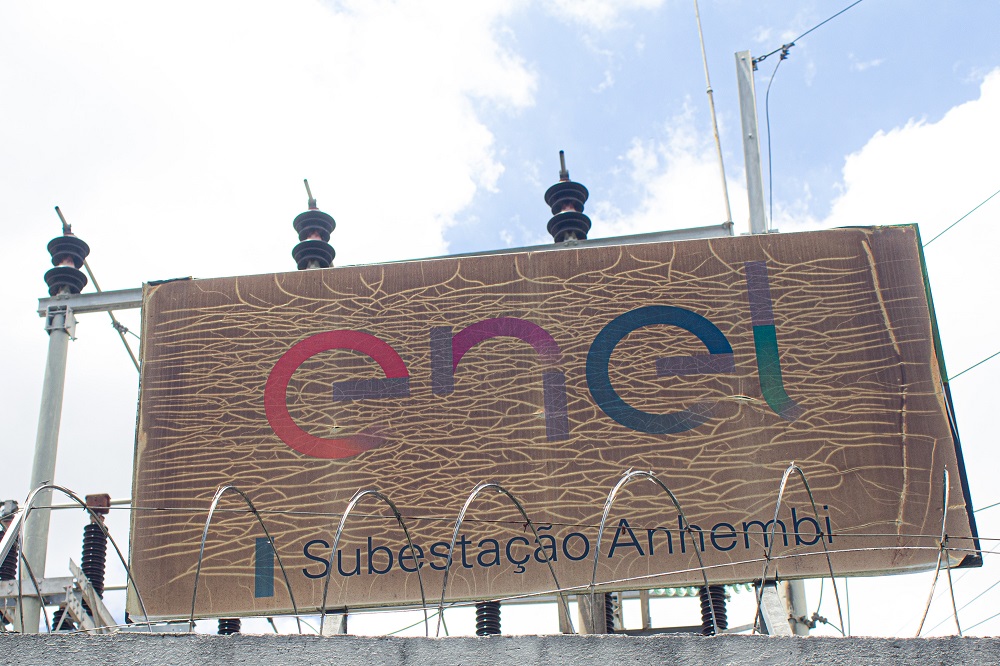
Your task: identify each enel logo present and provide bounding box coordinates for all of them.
[263,261,800,459]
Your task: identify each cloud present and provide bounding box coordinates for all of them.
[814,68,1000,236]
[0,0,540,520]
[849,54,885,72]
[589,104,748,237]
[0,0,537,282]
[588,66,1000,382]
[546,0,663,30]
[772,67,1000,390]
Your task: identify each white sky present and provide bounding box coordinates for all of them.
[2,0,999,637]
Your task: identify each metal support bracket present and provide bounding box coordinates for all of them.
[37,288,143,318]
[757,582,794,636]
[0,509,23,572]
[62,585,98,633]
[0,561,117,634]
[320,613,347,636]
[43,305,77,339]
[68,559,117,632]
[0,501,17,522]
[576,593,609,634]
[0,576,76,608]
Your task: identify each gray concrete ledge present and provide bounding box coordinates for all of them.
[1,633,998,666]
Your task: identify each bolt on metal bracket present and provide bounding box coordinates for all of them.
[43,305,77,339]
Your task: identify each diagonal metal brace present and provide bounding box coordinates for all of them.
[68,559,117,633]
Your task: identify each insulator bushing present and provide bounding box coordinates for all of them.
[43,265,88,296]
[47,235,90,269]
[604,593,616,633]
[475,601,501,636]
[546,211,592,243]
[544,180,589,216]
[44,233,90,296]
[218,618,242,635]
[292,239,335,270]
[698,585,728,635]
[544,155,592,243]
[52,607,76,631]
[293,210,336,242]
[0,534,16,581]
[82,523,108,598]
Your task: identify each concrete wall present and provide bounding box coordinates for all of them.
[2,634,999,666]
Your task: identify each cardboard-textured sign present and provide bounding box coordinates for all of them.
[129,226,978,620]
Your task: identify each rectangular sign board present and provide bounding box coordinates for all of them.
[129,225,977,620]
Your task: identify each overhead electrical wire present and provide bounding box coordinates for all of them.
[957,608,1000,635]
[923,185,1000,247]
[754,1,866,230]
[753,0,867,67]
[764,53,787,229]
[924,575,1000,635]
[975,499,1000,514]
[31,502,990,542]
[896,539,1000,636]
[949,350,1000,381]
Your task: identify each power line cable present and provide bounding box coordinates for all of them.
[975,500,1000,514]
[754,0,866,66]
[896,539,1000,636]
[958,607,1000,634]
[923,186,1000,247]
[764,50,789,229]
[949,350,1000,381]
[925,575,1000,635]
[755,1,865,229]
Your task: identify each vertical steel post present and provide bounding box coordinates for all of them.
[735,50,768,235]
[17,306,74,632]
[783,580,810,635]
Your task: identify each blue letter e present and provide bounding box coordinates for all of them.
[586,306,733,434]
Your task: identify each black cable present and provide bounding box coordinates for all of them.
[754,0,866,66]
[923,186,1000,247]
[756,2,867,227]
[765,53,787,230]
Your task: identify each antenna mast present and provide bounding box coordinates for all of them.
[693,0,733,231]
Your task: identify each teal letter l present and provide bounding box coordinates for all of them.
[744,261,802,421]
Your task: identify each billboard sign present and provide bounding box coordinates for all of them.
[129,225,977,619]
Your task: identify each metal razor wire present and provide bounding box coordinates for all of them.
[189,485,302,634]
[751,463,844,636]
[591,469,719,635]
[0,483,153,633]
[318,489,430,636]
[436,481,575,637]
[916,468,962,637]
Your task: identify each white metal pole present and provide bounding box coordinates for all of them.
[783,580,810,635]
[18,306,74,632]
[735,50,768,235]
[694,0,733,232]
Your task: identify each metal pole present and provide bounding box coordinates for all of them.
[18,306,75,632]
[693,0,732,231]
[782,580,810,635]
[735,50,768,235]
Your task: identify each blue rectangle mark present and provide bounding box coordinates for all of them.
[255,537,274,598]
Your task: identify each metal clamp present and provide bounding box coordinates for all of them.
[43,305,76,339]
[0,501,17,523]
